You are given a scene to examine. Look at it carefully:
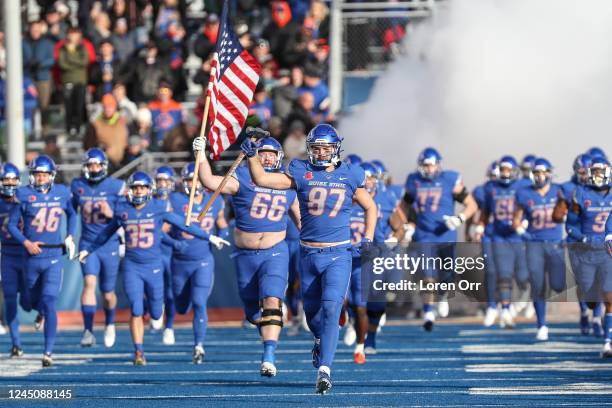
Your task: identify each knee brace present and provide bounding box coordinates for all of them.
[258,307,284,328]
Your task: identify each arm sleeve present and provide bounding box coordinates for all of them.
[8,204,27,244]
[82,217,121,253]
[606,211,612,236]
[65,195,78,237]
[161,232,180,247]
[162,212,210,240]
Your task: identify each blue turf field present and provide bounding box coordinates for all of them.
[0,321,610,407]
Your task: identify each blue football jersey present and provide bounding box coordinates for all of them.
[71,176,125,244]
[384,183,404,205]
[560,178,580,242]
[350,203,365,257]
[483,180,523,241]
[169,190,224,259]
[516,177,533,189]
[9,184,77,258]
[606,209,612,237]
[473,183,493,237]
[572,185,612,244]
[0,198,24,256]
[231,165,296,233]
[286,217,300,241]
[287,160,365,243]
[374,188,396,243]
[404,170,462,240]
[516,184,563,241]
[84,198,209,263]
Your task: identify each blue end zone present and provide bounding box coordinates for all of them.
[0,322,610,407]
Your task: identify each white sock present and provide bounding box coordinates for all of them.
[318,365,330,375]
[354,343,364,354]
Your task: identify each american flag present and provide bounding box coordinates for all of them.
[206,2,261,159]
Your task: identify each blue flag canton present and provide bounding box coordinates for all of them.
[217,25,243,76]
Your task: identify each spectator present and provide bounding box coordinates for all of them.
[22,20,56,135]
[121,134,147,166]
[284,91,315,133]
[162,114,198,153]
[134,106,153,148]
[0,75,39,139]
[248,83,274,128]
[154,0,183,38]
[123,41,172,103]
[262,1,301,68]
[147,81,183,151]
[44,5,68,42]
[236,22,253,50]
[298,63,330,118]
[58,27,90,136]
[271,68,297,120]
[193,13,219,62]
[192,53,213,88]
[89,40,122,101]
[268,116,284,140]
[303,0,330,41]
[109,0,145,31]
[84,94,129,168]
[110,18,137,62]
[88,11,113,48]
[112,83,138,125]
[0,31,5,78]
[160,21,188,101]
[282,120,307,160]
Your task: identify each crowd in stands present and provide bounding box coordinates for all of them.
[0,0,336,169]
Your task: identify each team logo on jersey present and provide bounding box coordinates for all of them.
[584,199,591,208]
[305,171,313,180]
[29,195,37,202]
[121,212,129,220]
[527,199,534,208]
[77,187,84,195]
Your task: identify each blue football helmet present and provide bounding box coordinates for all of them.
[82,148,108,182]
[127,171,154,205]
[360,162,378,193]
[256,137,284,171]
[344,154,363,166]
[28,155,56,192]
[497,155,519,185]
[371,159,388,181]
[306,124,343,167]
[530,158,553,188]
[486,161,499,181]
[154,165,176,197]
[587,147,607,159]
[181,162,203,196]
[588,156,611,188]
[572,153,592,185]
[0,162,21,197]
[520,154,536,177]
[417,147,442,180]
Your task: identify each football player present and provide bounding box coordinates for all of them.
[168,162,229,363]
[239,124,377,394]
[77,171,214,365]
[192,136,299,377]
[568,157,612,358]
[390,148,478,330]
[71,148,125,348]
[0,163,31,357]
[513,158,565,341]
[8,155,77,367]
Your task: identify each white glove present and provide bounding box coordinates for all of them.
[469,224,485,241]
[209,235,231,250]
[516,219,529,236]
[443,214,465,231]
[76,250,89,263]
[192,136,206,153]
[400,224,415,247]
[64,236,76,259]
[118,243,126,258]
[384,236,398,249]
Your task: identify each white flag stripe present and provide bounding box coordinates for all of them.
[223,69,254,104]
[235,56,259,86]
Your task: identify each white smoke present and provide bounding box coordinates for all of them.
[340,0,612,188]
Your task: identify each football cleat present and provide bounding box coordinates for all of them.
[286,318,300,336]
[260,361,277,377]
[364,346,377,355]
[162,328,175,345]
[437,298,449,318]
[522,303,535,319]
[150,316,164,331]
[483,307,498,327]
[193,345,205,364]
[343,322,357,346]
[134,351,146,366]
[104,324,116,348]
[10,346,23,358]
[423,311,435,332]
[601,342,612,358]
[315,370,332,394]
[301,311,311,333]
[592,318,603,337]
[536,326,549,341]
[34,314,44,331]
[80,330,96,347]
[499,308,515,329]
[0,325,7,335]
[580,314,590,335]
[312,339,321,368]
[42,353,53,367]
[377,313,387,333]
[353,351,366,364]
